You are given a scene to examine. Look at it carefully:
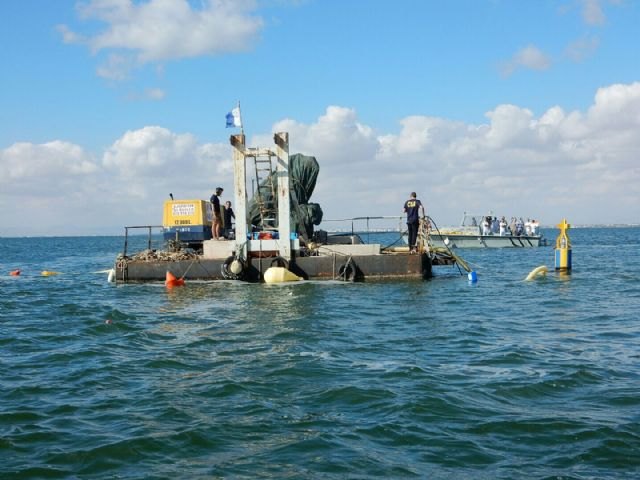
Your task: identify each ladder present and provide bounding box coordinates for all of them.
[253,154,277,229]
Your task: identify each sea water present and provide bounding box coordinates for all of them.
[1,228,639,479]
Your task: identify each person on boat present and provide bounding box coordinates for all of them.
[223,200,235,239]
[515,217,525,236]
[499,216,508,236]
[403,192,425,254]
[525,218,532,235]
[509,217,517,236]
[530,219,539,235]
[491,216,500,234]
[481,216,491,235]
[210,187,224,240]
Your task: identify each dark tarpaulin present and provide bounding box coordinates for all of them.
[247,153,323,239]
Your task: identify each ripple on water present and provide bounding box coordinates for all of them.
[2,231,640,478]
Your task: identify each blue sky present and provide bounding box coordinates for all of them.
[1,0,639,235]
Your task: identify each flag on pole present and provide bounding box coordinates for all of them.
[226,104,242,128]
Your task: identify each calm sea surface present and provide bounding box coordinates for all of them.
[1,228,639,479]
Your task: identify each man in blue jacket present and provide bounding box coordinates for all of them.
[403,192,425,254]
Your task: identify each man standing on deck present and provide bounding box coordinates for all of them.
[223,200,235,239]
[210,187,224,240]
[403,192,425,254]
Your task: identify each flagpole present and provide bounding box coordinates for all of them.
[238,100,244,136]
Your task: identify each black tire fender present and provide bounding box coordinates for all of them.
[222,255,246,280]
[270,256,289,269]
[338,262,356,282]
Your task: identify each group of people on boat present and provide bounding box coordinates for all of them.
[210,187,235,240]
[479,216,539,237]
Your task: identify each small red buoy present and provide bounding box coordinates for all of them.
[165,271,185,288]
[10,269,21,276]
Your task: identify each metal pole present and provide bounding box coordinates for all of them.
[274,132,291,260]
[231,134,247,259]
[124,227,129,257]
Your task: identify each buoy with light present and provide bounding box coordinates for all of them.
[263,266,302,284]
[165,271,185,288]
[555,218,572,271]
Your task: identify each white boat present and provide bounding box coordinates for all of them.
[427,213,547,248]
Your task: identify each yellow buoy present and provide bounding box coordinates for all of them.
[555,218,572,271]
[525,265,548,281]
[41,270,62,276]
[263,266,302,284]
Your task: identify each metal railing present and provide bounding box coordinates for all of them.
[320,216,405,243]
[122,225,163,257]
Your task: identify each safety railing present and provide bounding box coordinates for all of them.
[122,225,163,257]
[319,216,405,243]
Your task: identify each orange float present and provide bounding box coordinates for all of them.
[10,269,21,276]
[165,271,185,288]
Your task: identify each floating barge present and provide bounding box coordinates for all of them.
[114,132,468,283]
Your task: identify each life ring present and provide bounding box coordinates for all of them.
[338,261,357,282]
[222,255,246,280]
[525,265,548,281]
[270,256,289,269]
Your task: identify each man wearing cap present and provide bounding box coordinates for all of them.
[210,187,224,240]
[403,192,425,254]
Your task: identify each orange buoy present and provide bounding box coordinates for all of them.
[165,271,185,288]
[10,269,21,276]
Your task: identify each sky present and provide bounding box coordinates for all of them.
[1,0,639,236]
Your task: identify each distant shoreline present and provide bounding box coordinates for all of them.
[1,223,639,238]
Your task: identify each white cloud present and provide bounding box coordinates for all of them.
[588,82,640,129]
[95,53,136,80]
[56,24,84,44]
[103,126,195,175]
[144,88,166,100]
[0,141,98,194]
[564,35,600,62]
[485,104,536,148]
[561,0,623,27]
[581,0,606,25]
[500,45,552,76]
[269,106,378,167]
[123,87,168,101]
[60,0,263,80]
[2,82,639,235]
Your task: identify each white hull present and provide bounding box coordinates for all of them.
[430,233,543,248]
